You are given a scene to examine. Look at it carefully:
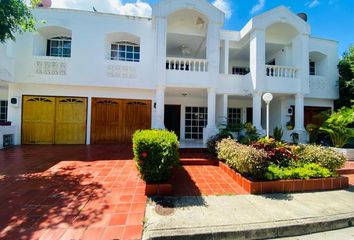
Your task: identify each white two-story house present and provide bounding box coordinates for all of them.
[0,0,339,147]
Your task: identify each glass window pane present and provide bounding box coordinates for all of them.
[127,45,133,52]
[111,51,117,59]
[111,44,118,51]
[51,40,59,47]
[134,46,140,52]
[119,51,126,59]
[63,41,71,48]
[126,52,133,60]
[134,53,140,60]
[119,45,126,51]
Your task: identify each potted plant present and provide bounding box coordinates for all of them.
[286,120,294,130]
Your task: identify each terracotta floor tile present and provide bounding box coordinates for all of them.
[123,225,143,240]
[101,226,125,240]
[109,214,128,226]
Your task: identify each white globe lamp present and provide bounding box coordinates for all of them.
[262,93,273,138]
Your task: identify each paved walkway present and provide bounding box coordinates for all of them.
[143,188,354,239]
[0,145,146,240]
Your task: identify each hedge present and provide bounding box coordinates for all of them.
[132,129,179,183]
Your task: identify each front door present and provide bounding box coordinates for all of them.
[164,105,181,138]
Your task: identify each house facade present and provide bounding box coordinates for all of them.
[0,0,339,147]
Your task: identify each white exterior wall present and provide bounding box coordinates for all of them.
[0,1,340,145]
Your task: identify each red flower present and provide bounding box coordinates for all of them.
[141,152,148,158]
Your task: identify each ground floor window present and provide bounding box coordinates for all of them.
[185,107,207,139]
[228,108,242,124]
[0,100,8,122]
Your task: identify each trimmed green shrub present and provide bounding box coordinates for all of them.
[273,127,283,141]
[207,133,232,156]
[132,129,179,183]
[297,145,346,172]
[216,138,268,179]
[265,163,333,180]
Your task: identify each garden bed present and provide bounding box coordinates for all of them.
[219,162,349,194]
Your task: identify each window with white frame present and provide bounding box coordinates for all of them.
[0,100,8,122]
[111,41,140,62]
[309,61,316,75]
[185,107,208,139]
[228,108,242,124]
[46,36,71,57]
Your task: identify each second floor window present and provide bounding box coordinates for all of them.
[309,61,316,75]
[111,41,140,62]
[46,36,71,57]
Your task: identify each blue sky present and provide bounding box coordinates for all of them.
[124,0,353,56]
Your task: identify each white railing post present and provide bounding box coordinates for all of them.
[166,57,208,72]
[265,65,298,79]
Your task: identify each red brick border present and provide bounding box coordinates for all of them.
[219,162,349,194]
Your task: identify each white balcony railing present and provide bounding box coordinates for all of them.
[166,57,208,72]
[34,56,69,75]
[266,65,297,78]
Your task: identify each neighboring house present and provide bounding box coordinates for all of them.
[0,0,338,147]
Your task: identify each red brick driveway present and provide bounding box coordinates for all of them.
[0,145,146,240]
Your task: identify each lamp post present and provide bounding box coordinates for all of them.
[262,93,273,138]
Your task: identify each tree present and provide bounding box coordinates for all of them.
[0,0,36,43]
[335,45,354,109]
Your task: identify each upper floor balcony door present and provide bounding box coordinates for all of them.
[165,9,209,88]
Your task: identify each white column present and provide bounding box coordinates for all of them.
[207,88,216,129]
[222,94,228,122]
[294,93,305,131]
[250,29,266,91]
[207,22,221,86]
[252,91,263,131]
[86,97,92,145]
[292,34,310,93]
[224,40,229,74]
[156,17,167,86]
[155,85,165,129]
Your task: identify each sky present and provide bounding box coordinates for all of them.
[40,0,354,56]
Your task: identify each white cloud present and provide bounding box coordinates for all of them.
[212,0,232,19]
[35,0,152,17]
[250,0,265,15]
[116,1,152,17]
[305,0,320,8]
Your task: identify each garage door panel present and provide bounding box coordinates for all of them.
[22,96,87,145]
[91,98,123,144]
[55,97,87,144]
[91,98,151,144]
[22,96,56,144]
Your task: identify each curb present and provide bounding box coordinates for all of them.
[143,212,354,240]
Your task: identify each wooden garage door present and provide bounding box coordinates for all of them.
[22,96,87,144]
[55,97,87,144]
[22,96,56,144]
[91,98,151,144]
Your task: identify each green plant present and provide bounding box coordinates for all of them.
[207,133,232,156]
[306,124,319,144]
[132,130,179,183]
[265,163,333,180]
[297,145,346,173]
[273,127,283,141]
[239,123,259,144]
[216,138,268,179]
[286,120,294,130]
[320,106,354,148]
[0,0,36,43]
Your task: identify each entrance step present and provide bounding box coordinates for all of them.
[180,158,218,166]
[337,161,354,174]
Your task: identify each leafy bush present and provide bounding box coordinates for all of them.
[207,133,232,156]
[252,138,296,167]
[273,127,283,141]
[297,145,346,172]
[320,106,354,148]
[265,163,333,180]
[132,130,179,183]
[239,123,259,144]
[216,138,268,179]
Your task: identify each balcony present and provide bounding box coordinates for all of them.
[166,57,208,72]
[308,75,337,98]
[33,56,69,76]
[165,57,210,88]
[217,73,252,94]
[265,65,299,93]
